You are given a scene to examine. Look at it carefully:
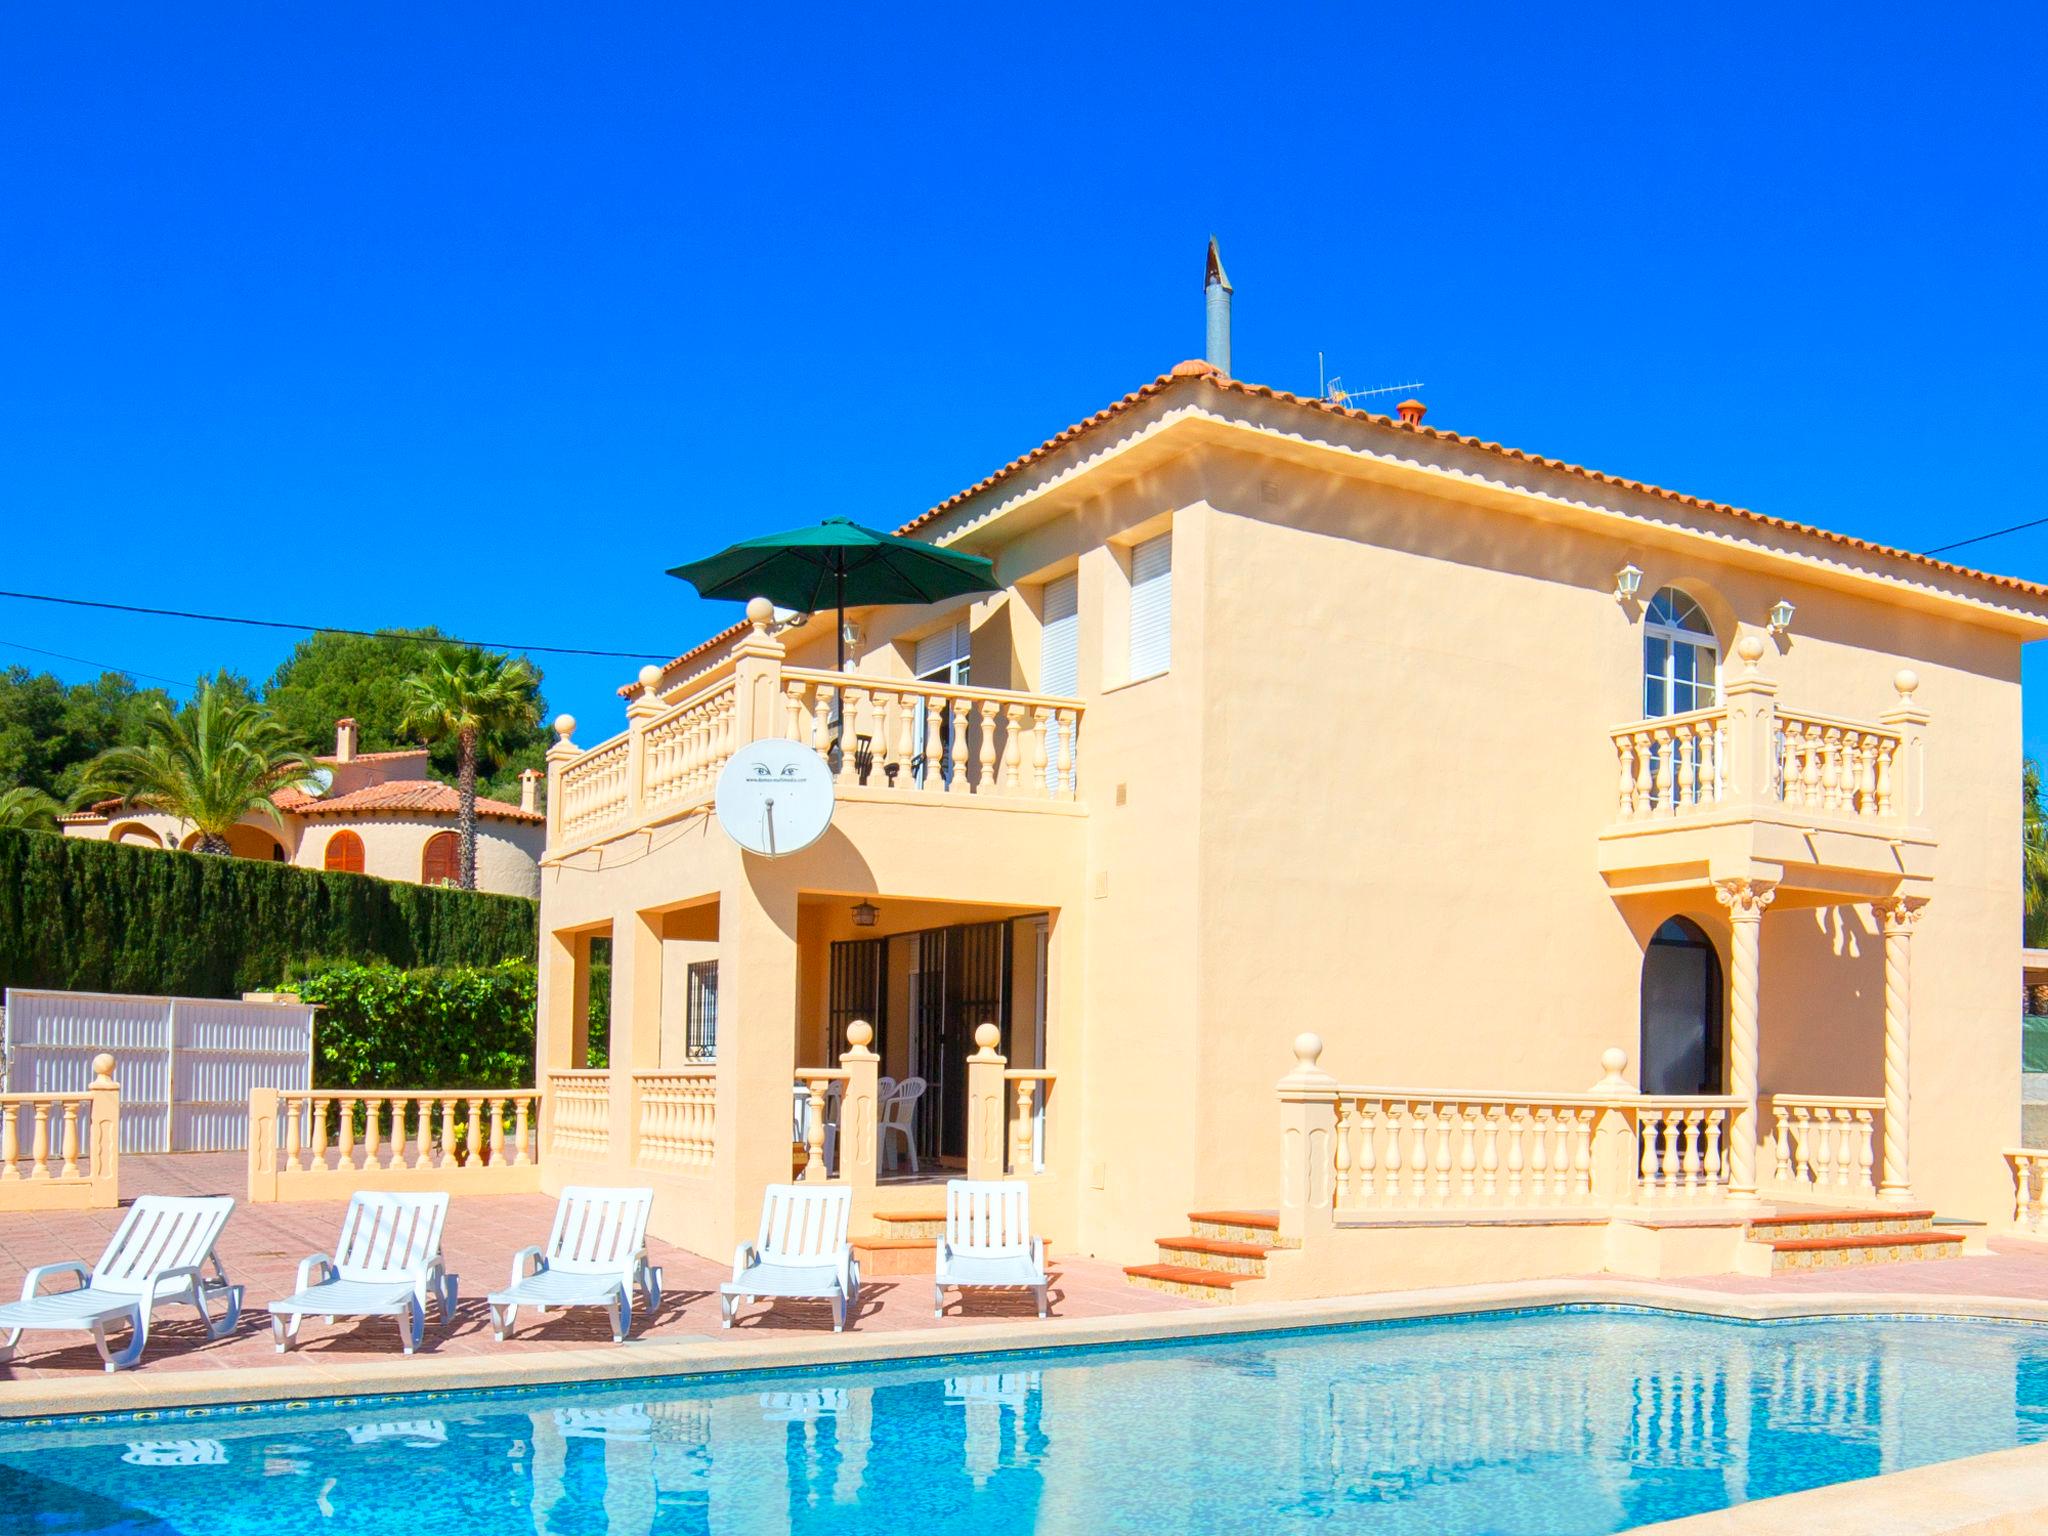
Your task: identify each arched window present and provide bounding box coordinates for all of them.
[1643,588,1718,717]
[422,831,459,886]
[324,830,365,874]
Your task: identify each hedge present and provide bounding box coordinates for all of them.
[0,827,537,998]
[283,961,539,1090]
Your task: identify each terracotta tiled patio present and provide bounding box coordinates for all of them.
[0,1155,1194,1385]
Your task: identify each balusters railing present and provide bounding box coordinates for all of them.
[1773,717,1896,820]
[632,1070,718,1171]
[544,1071,613,1160]
[1763,1096,1880,1198]
[1631,1101,1734,1201]
[1332,1095,1599,1212]
[0,1063,120,1209]
[248,1086,544,1201]
[558,736,631,838]
[1609,704,1904,826]
[2008,1148,2048,1235]
[1611,709,1726,820]
[642,678,738,814]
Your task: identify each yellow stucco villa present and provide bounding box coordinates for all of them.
[530,357,2048,1300]
[61,718,547,897]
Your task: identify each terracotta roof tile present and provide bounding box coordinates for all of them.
[316,748,429,765]
[291,779,542,823]
[632,363,2048,695]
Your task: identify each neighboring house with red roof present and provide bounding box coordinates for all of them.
[59,718,546,898]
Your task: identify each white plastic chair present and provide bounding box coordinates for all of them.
[720,1184,859,1332]
[934,1180,1048,1318]
[0,1195,241,1372]
[267,1192,455,1356]
[488,1186,661,1343]
[881,1077,925,1174]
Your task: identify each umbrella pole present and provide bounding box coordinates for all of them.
[832,559,846,768]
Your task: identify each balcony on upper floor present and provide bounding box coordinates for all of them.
[543,634,1084,861]
[1596,636,1933,900]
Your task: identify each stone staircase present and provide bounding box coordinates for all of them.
[1124,1210,1297,1302]
[1740,1207,1965,1274]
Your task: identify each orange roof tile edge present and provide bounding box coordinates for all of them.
[630,362,2048,696]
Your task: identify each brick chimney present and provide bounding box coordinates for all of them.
[520,768,542,815]
[334,718,359,763]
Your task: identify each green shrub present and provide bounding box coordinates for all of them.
[284,960,539,1090]
[0,827,536,997]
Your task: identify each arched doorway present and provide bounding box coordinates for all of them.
[1640,917,1723,1094]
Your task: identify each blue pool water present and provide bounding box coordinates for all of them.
[6,1307,2048,1534]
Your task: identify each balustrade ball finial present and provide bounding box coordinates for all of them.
[1736,634,1766,671]
[975,1022,1001,1051]
[746,595,775,632]
[1591,1046,1633,1094]
[638,664,662,695]
[1893,668,1920,701]
[90,1052,117,1089]
[553,713,576,742]
[846,1019,874,1050]
[1292,1032,1324,1071]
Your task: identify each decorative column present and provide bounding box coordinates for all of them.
[838,1021,881,1213]
[623,666,667,822]
[1277,1032,1339,1244]
[1874,896,1925,1203]
[964,1024,1008,1180]
[543,714,579,852]
[1715,877,1776,1200]
[1720,635,1779,812]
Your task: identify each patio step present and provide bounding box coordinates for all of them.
[1187,1209,1298,1248]
[1742,1208,1964,1273]
[851,1235,937,1276]
[871,1210,948,1240]
[1121,1263,1255,1302]
[1153,1235,1272,1279]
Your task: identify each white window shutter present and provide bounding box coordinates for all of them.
[914,619,968,679]
[1127,533,1172,680]
[1041,574,1078,697]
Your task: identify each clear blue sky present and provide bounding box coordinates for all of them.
[4,6,2046,751]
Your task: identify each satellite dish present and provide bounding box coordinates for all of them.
[714,739,834,857]
[298,766,335,798]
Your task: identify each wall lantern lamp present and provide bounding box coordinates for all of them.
[851,900,879,928]
[1768,599,1797,636]
[1614,563,1644,603]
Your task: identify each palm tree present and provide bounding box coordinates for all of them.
[80,684,314,855]
[0,785,62,833]
[399,648,540,889]
[2027,758,2048,946]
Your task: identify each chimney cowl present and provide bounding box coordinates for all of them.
[334,718,359,763]
[1396,398,1428,427]
[519,767,542,815]
[1170,358,1219,378]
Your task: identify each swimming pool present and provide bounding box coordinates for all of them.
[4,1306,2047,1534]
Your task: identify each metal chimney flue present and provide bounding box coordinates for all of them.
[1203,236,1232,377]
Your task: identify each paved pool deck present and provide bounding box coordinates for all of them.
[9,1155,2048,1424]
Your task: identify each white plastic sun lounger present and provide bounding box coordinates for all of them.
[0,1195,241,1371]
[720,1184,859,1332]
[267,1191,456,1356]
[934,1180,1049,1318]
[487,1186,661,1343]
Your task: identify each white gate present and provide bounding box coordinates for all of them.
[1,989,315,1153]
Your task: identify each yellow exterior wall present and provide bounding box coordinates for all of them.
[538,380,2046,1277]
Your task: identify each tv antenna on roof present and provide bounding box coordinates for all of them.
[1318,354,1425,408]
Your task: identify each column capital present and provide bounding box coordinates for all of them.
[1714,877,1778,922]
[1874,895,1929,935]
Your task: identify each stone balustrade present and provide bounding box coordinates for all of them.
[779,667,1080,801]
[1762,1095,1881,1199]
[0,1053,120,1211]
[1606,648,1924,829]
[543,607,1087,856]
[1282,1039,1745,1229]
[2006,1148,2048,1235]
[632,1069,717,1172]
[1004,1069,1054,1175]
[543,1070,613,1161]
[247,1087,541,1201]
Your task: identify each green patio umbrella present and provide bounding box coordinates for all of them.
[666,516,999,671]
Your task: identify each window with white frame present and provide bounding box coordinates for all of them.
[1643,587,1718,717]
[1127,532,1172,681]
[912,617,971,787]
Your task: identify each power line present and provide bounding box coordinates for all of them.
[0,637,190,689]
[1922,515,2048,557]
[0,589,672,662]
